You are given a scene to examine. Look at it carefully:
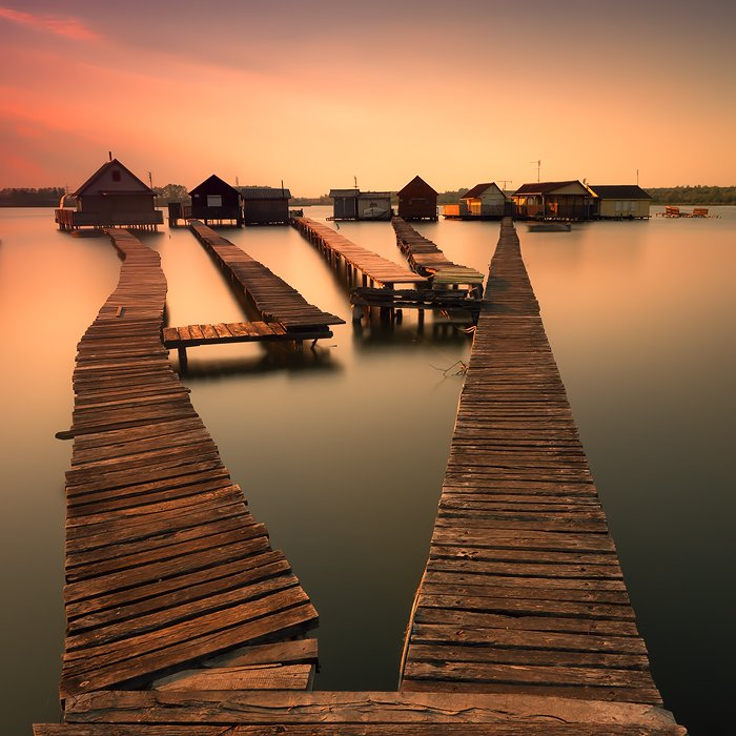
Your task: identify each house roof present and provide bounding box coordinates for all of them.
[514,181,586,195]
[73,158,154,197]
[189,174,241,197]
[358,191,392,199]
[329,188,360,198]
[397,175,438,196]
[462,182,504,200]
[588,185,652,200]
[239,186,291,200]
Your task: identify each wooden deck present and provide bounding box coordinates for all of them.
[58,229,318,702]
[399,218,667,706]
[391,216,485,290]
[292,217,428,288]
[189,220,344,331]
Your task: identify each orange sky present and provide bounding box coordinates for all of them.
[1,1,734,195]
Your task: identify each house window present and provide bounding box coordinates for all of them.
[207,195,222,207]
[111,169,121,182]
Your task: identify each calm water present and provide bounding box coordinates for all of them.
[1,206,734,734]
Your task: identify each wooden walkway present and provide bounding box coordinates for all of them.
[391,216,485,290]
[36,223,685,735]
[189,220,344,331]
[57,229,318,703]
[292,217,428,288]
[400,218,668,706]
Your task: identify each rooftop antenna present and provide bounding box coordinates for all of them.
[108,151,113,162]
[235,175,240,186]
[636,168,639,186]
[148,171,153,189]
[354,175,358,190]
[530,160,541,182]
[281,179,285,197]
[499,179,513,191]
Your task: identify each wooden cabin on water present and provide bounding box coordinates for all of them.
[187,174,244,226]
[240,186,291,225]
[329,188,393,220]
[55,157,163,231]
[329,188,359,220]
[397,175,438,221]
[588,184,652,219]
[460,182,507,218]
[512,180,593,221]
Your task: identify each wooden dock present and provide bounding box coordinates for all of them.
[36,223,685,735]
[391,216,485,293]
[55,229,318,704]
[189,220,344,331]
[399,218,668,707]
[292,217,428,288]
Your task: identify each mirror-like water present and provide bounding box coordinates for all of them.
[1,206,733,735]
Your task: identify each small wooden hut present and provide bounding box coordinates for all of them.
[188,174,244,226]
[241,186,291,225]
[329,188,360,220]
[397,176,438,221]
[357,191,393,220]
[512,181,593,221]
[460,182,507,219]
[588,184,652,219]
[55,158,163,231]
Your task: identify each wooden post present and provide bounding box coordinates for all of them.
[177,346,188,372]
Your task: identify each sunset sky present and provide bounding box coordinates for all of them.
[1,0,734,195]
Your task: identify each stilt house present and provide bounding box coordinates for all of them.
[587,185,652,219]
[329,188,360,220]
[512,181,593,221]
[240,186,291,225]
[460,182,507,218]
[188,175,244,226]
[55,158,163,231]
[397,176,438,221]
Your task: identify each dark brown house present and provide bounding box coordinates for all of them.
[512,181,593,221]
[188,175,244,226]
[241,186,291,225]
[55,158,163,231]
[397,175,438,221]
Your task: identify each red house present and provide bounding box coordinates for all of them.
[397,175,438,221]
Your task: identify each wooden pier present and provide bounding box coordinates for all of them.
[399,218,671,710]
[36,223,685,735]
[162,320,329,370]
[292,217,428,289]
[189,220,344,332]
[391,216,485,294]
[52,228,318,706]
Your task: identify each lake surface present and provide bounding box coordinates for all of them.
[1,205,733,735]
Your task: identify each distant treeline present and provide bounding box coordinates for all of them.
[0,187,66,206]
[644,186,736,205]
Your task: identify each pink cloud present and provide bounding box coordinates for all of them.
[0,6,100,41]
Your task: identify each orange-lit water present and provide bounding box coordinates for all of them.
[1,206,733,734]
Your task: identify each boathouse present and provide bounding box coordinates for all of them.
[397,175,438,220]
[240,186,291,225]
[512,180,592,220]
[188,174,244,226]
[460,182,507,218]
[357,191,393,220]
[55,157,163,231]
[329,188,360,220]
[588,184,653,219]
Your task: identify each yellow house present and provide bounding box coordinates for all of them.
[588,185,653,219]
